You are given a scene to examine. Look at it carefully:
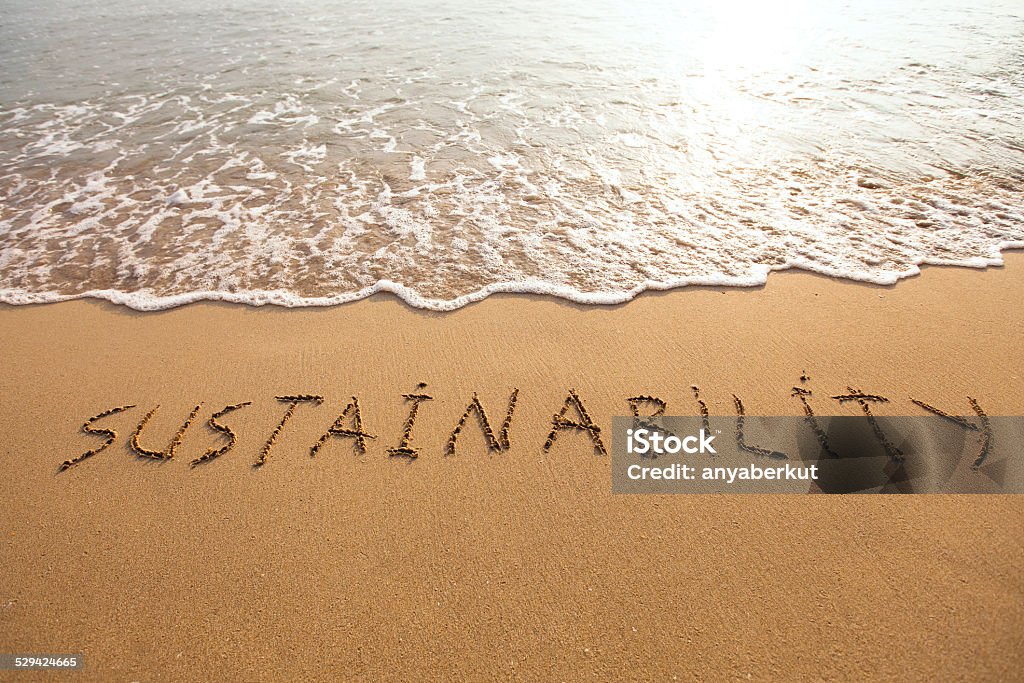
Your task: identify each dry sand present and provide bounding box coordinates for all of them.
[1,256,1023,681]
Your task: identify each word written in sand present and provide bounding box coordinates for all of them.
[58,381,993,472]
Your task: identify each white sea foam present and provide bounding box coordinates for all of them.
[2,240,1023,312]
[409,156,426,181]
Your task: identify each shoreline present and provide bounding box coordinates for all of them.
[2,246,1024,314]
[1,252,1022,680]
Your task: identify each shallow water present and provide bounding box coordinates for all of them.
[1,0,1022,309]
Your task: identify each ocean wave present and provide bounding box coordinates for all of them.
[1,0,1023,311]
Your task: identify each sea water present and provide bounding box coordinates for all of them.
[1,0,1022,310]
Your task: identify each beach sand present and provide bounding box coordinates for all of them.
[1,255,1022,681]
